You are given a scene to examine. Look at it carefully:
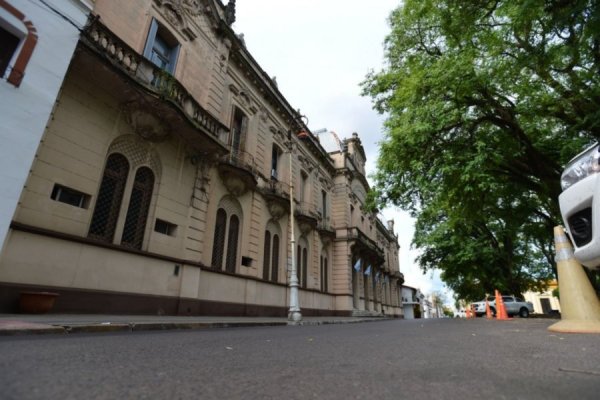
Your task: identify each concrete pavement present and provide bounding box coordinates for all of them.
[0,313,392,335]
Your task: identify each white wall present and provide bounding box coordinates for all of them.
[0,0,91,250]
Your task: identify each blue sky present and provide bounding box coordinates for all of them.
[234,0,450,300]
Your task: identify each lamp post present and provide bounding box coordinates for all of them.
[287,113,309,324]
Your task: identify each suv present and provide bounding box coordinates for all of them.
[559,143,600,269]
[472,295,534,318]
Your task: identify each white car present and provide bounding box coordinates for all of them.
[472,295,533,318]
[559,143,600,269]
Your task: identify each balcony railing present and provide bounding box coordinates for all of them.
[83,18,228,143]
[221,150,256,174]
[296,202,319,219]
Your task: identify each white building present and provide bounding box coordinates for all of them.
[401,285,422,319]
[0,0,91,250]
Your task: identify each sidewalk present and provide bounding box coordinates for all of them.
[0,314,391,336]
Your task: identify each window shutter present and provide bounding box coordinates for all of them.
[143,19,158,60]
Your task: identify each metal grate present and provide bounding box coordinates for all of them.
[271,234,279,282]
[263,231,271,280]
[225,215,239,273]
[211,209,227,269]
[89,153,129,242]
[121,167,154,249]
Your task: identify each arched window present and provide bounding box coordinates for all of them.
[212,209,227,269]
[320,253,328,292]
[89,153,129,242]
[271,234,279,282]
[225,215,240,273]
[121,167,154,249]
[263,231,271,280]
[296,237,309,289]
[302,247,308,288]
[263,221,282,283]
[211,197,243,272]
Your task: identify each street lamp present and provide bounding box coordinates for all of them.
[287,113,309,324]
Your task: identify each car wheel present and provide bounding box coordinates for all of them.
[519,308,529,318]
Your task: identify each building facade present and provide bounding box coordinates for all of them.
[0,0,92,251]
[524,281,561,315]
[0,0,403,317]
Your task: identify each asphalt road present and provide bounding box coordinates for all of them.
[0,318,598,399]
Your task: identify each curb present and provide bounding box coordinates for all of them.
[0,318,391,336]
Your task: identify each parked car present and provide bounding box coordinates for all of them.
[559,142,600,269]
[472,295,534,318]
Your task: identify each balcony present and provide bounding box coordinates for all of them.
[340,227,385,265]
[217,150,258,196]
[295,202,318,234]
[79,18,228,154]
[316,217,335,244]
[259,179,290,219]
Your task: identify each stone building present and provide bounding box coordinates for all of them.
[0,0,404,317]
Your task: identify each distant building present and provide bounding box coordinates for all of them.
[401,285,422,319]
[0,0,91,251]
[0,0,404,317]
[524,281,561,315]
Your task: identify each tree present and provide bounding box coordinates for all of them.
[362,0,600,300]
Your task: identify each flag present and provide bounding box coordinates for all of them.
[353,258,362,272]
[364,264,371,276]
[375,271,381,282]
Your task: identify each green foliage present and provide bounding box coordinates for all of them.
[363,0,600,301]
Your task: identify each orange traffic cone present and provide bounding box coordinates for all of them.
[485,299,492,319]
[494,290,511,320]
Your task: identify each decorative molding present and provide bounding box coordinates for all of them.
[154,0,203,40]
[122,102,171,143]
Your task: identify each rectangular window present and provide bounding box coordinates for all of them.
[271,145,279,180]
[143,19,180,74]
[231,107,248,153]
[0,25,20,78]
[321,190,327,219]
[51,184,89,208]
[154,219,177,236]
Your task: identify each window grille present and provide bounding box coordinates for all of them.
[263,231,271,280]
[271,234,279,282]
[211,209,227,269]
[302,247,308,288]
[121,167,154,249]
[225,215,239,273]
[297,245,301,284]
[321,256,328,292]
[89,153,129,242]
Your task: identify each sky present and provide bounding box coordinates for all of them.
[233,1,450,301]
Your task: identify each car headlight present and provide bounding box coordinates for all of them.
[561,144,600,190]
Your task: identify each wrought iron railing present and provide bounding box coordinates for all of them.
[83,18,228,143]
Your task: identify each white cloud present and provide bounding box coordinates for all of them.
[234,0,449,299]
